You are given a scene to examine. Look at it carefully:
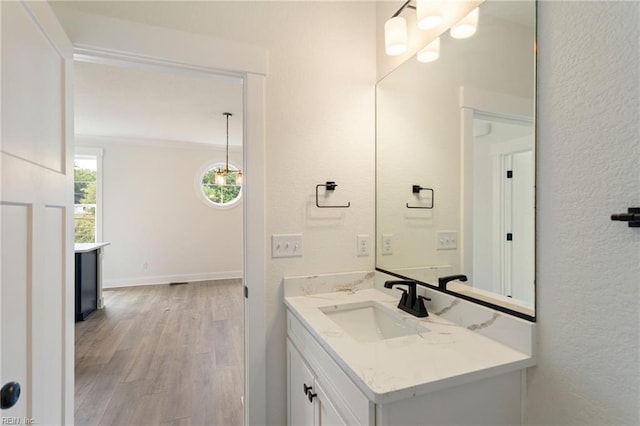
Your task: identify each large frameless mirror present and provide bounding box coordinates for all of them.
[376,0,537,320]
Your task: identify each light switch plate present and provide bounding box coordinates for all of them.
[437,231,457,250]
[272,234,303,258]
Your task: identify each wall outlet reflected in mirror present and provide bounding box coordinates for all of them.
[381,234,393,255]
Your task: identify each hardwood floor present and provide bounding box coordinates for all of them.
[75,279,244,426]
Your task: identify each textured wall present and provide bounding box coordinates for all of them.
[528,2,639,424]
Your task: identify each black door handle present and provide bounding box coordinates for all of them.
[1,382,21,409]
[303,383,312,395]
[304,383,317,402]
[611,208,640,227]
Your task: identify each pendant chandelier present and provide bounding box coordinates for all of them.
[215,112,243,186]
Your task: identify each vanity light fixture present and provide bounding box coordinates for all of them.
[450,6,479,39]
[385,0,480,62]
[385,16,409,56]
[385,0,418,56]
[416,37,440,63]
[215,112,243,186]
[416,0,443,30]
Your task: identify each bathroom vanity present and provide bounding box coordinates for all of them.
[286,0,538,423]
[284,271,535,426]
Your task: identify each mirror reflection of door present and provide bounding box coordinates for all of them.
[472,114,534,307]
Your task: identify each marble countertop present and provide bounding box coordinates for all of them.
[74,242,110,253]
[285,286,533,404]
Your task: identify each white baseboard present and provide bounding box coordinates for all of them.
[103,271,243,289]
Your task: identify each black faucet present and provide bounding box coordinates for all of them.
[438,274,468,290]
[384,280,430,317]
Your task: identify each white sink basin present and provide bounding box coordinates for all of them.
[320,301,428,343]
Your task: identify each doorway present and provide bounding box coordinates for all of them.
[1,4,266,422]
[72,58,246,425]
[471,112,535,306]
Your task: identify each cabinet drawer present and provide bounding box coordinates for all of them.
[287,311,373,425]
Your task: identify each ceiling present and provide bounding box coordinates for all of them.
[482,0,536,29]
[74,61,244,146]
[71,1,530,149]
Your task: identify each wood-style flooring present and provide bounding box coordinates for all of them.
[75,279,244,426]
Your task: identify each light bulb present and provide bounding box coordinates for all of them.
[416,0,443,30]
[236,171,243,185]
[450,7,479,39]
[417,37,440,63]
[215,170,226,186]
[385,16,408,56]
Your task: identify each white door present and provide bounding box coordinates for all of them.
[1,1,74,424]
[499,146,535,303]
[509,150,534,304]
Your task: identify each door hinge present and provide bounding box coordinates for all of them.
[244,286,248,298]
[506,170,513,178]
[506,233,513,241]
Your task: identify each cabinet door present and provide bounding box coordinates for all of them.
[287,339,316,426]
[315,381,348,426]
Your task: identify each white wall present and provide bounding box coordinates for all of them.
[528,2,639,424]
[54,3,376,424]
[77,136,243,288]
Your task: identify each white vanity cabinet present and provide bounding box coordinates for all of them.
[287,309,525,426]
[287,339,316,425]
[287,339,348,426]
[287,312,374,426]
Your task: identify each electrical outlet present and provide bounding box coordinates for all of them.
[382,234,393,255]
[356,234,370,257]
[437,231,457,250]
[271,234,303,258]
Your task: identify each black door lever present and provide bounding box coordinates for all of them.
[611,208,640,227]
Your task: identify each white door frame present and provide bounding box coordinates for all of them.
[459,86,534,288]
[58,9,267,424]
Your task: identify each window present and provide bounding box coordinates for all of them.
[200,163,242,207]
[74,148,103,242]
